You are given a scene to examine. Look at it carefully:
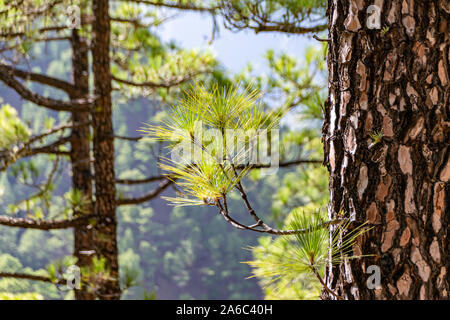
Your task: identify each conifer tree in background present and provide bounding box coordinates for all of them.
[0,0,216,299]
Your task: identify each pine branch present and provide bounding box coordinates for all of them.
[117,178,174,205]
[114,0,219,13]
[116,175,165,185]
[210,163,341,236]
[216,197,341,236]
[0,25,70,38]
[112,135,142,141]
[0,0,64,17]
[312,267,343,300]
[0,214,94,230]
[20,138,71,157]
[250,24,328,34]
[26,121,90,146]
[112,71,206,89]
[114,159,321,186]
[110,16,163,29]
[12,156,60,209]
[0,136,72,171]
[249,159,322,168]
[0,272,65,285]
[0,64,94,112]
[0,64,80,95]
[221,1,327,35]
[34,36,71,42]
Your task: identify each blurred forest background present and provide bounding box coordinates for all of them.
[0,0,328,300]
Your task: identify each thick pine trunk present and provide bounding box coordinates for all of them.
[323,0,449,299]
[70,29,96,300]
[91,0,121,299]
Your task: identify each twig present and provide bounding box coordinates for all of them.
[311,267,343,300]
[0,272,65,285]
[313,35,330,42]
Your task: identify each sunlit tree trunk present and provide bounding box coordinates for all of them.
[323,0,449,299]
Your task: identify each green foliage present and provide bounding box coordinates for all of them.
[252,238,322,300]
[223,0,327,33]
[121,266,140,290]
[369,130,383,146]
[0,253,61,299]
[63,189,90,217]
[0,292,43,299]
[0,104,30,150]
[46,255,77,283]
[234,44,327,133]
[142,290,157,300]
[142,83,281,207]
[236,42,336,300]
[247,208,371,299]
[110,1,218,103]
[91,256,108,275]
[119,249,141,290]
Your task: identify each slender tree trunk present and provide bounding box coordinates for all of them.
[70,29,95,300]
[323,0,449,299]
[91,0,121,299]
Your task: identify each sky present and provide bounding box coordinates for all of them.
[158,11,316,74]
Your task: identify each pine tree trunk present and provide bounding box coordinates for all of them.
[70,29,95,300]
[91,0,121,299]
[323,0,449,299]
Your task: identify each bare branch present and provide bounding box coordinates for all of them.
[112,71,205,89]
[117,178,173,205]
[34,36,71,42]
[0,64,94,111]
[0,214,94,230]
[0,25,70,38]
[217,198,342,236]
[0,64,80,95]
[0,272,65,285]
[0,137,72,171]
[26,121,90,146]
[110,16,163,29]
[313,35,330,42]
[249,159,322,169]
[20,137,71,157]
[116,175,165,185]
[208,162,340,236]
[112,135,142,142]
[312,267,343,300]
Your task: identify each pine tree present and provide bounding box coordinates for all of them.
[0,0,215,299]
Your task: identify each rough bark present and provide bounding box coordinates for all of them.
[91,0,121,300]
[323,0,449,300]
[70,29,96,300]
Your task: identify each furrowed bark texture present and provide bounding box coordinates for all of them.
[323,0,449,299]
[70,29,95,300]
[91,0,121,299]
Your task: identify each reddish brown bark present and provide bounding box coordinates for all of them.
[70,28,96,300]
[91,0,121,300]
[323,0,449,299]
